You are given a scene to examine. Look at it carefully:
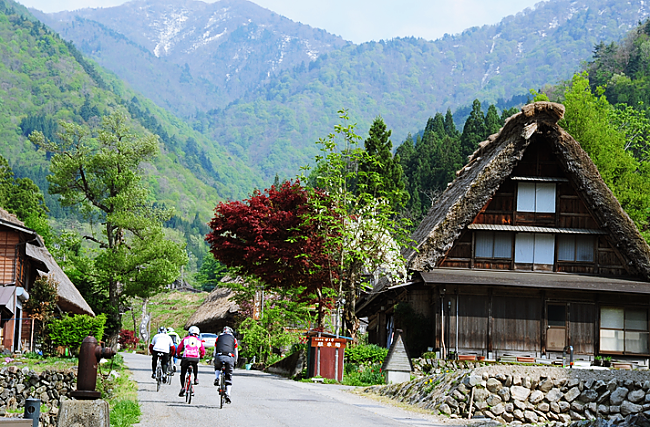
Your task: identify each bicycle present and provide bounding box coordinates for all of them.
[155,356,164,392]
[184,365,195,404]
[218,364,226,409]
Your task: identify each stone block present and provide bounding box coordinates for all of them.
[504,375,512,387]
[594,380,607,393]
[643,380,650,391]
[524,410,538,423]
[611,387,629,406]
[486,394,502,407]
[529,390,543,404]
[438,403,451,415]
[586,402,597,413]
[558,401,570,413]
[505,402,514,413]
[465,375,483,387]
[538,379,554,393]
[550,401,560,413]
[547,388,563,403]
[445,396,459,409]
[57,399,110,427]
[607,379,618,392]
[547,411,559,421]
[498,387,510,403]
[456,383,469,395]
[495,373,506,382]
[570,401,584,413]
[490,403,505,416]
[585,378,595,389]
[502,412,514,422]
[598,404,609,414]
[620,400,643,416]
[579,389,599,403]
[564,386,581,402]
[538,402,550,412]
[567,378,580,388]
[569,410,585,420]
[473,388,489,402]
[628,389,645,403]
[558,413,572,424]
[514,399,526,410]
[523,376,532,389]
[510,385,531,401]
[598,390,611,404]
[610,405,620,414]
[486,378,502,393]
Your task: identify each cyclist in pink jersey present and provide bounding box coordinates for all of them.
[177,325,206,397]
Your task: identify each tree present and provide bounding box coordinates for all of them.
[357,117,409,210]
[206,180,336,325]
[303,110,409,340]
[460,99,487,159]
[484,104,502,135]
[29,109,188,345]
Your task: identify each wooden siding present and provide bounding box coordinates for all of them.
[455,294,488,351]
[492,295,541,352]
[569,303,595,355]
[0,232,18,284]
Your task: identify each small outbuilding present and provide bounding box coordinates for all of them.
[382,330,413,384]
[184,277,240,333]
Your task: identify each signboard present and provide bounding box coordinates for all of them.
[253,290,263,320]
[310,337,347,349]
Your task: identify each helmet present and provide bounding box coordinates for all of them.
[223,326,234,335]
[188,326,200,335]
[158,327,167,334]
[167,327,175,333]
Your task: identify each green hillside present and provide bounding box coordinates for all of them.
[0,0,262,229]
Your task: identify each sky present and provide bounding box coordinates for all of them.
[16,0,545,44]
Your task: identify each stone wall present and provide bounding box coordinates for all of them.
[0,366,76,427]
[363,364,650,425]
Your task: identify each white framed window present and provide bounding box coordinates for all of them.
[557,235,595,262]
[475,232,513,259]
[517,182,556,213]
[600,307,649,354]
[514,233,555,264]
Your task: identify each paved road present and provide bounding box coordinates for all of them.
[123,352,466,427]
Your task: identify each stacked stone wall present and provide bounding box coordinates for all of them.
[364,364,650,425]
[0,366,76,427]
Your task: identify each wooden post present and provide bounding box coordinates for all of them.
[30,318,34,352]
[467,386,475,419]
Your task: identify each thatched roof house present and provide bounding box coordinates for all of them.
[184,278,240,333]
[359,102,650,364]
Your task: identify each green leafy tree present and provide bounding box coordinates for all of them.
[302,110,410,341]
[357,117,409,210]
[194,254,229,291]
[29,110,188,345]
[560,73,650,232]
[485,104,502,135]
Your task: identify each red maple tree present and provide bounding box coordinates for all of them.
[205,180,338,325]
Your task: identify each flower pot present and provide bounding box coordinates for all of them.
[458,355,476,361]
[477,356,485,361]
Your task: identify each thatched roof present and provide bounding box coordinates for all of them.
[0,207,94,316]
[26,244,95,316]
[405,102,650,279]
[184,277,240,333]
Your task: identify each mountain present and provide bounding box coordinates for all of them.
[34,0,650,184]
[0,0,261,226]
[32,0,347,117]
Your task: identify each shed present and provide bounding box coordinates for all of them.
[382,330,413,384]
[184,277,240,332]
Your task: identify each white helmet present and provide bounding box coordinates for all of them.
[188,326,200,335]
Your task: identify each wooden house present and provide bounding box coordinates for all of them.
[0,208,93,352]
[358,102,650,364]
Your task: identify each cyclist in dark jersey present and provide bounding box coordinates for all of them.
[213,326,238,403]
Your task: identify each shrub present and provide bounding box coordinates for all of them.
[345,343,388,365]
[118,329,139,349]
[342,363,385,386]
[48,313,107,352]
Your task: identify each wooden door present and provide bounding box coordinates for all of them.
[546,303,567,351]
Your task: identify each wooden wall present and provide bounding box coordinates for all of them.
[0,232,17,284]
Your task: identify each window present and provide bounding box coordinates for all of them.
[517,182,556,213]
[600,307,649,354]
[557,235,595,262]
[475,232,513,258]
[515,233,555,264]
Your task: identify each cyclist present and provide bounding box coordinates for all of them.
[149,327,175,380]
[213,326,238,404]
[167,327,181,372]
[177,325,205,397]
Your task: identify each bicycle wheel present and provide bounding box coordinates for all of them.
[156,361,162,392]
[219,369,225,409]
[185,368,193,404]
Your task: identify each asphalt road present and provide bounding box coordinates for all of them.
[123,352,466,427]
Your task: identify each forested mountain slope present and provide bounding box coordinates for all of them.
[0,0,260,224]
[33,0,347,116]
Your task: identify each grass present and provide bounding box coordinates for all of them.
[5,352,77,372]
[96,353,141,427]
[121,291,207,335]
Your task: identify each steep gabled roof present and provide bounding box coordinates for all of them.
[406,102,650,280]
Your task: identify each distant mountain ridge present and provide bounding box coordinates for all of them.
[33,0,347,115]
[31,0,650,184]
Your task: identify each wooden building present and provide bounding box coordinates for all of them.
[358,102,650,364]
[0,208,93,352]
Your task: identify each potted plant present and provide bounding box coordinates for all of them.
[603,356,612,367]
[592,355,602,366]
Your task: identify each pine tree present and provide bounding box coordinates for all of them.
[460,99,487,159]
[485,104,502,135]
[444,108,459,138]
[357,117,409,209]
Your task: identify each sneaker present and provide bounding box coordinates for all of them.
[194,379,199,385]
[178,388,185,397]
[214,379,218,386]
[225,395,231,404]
